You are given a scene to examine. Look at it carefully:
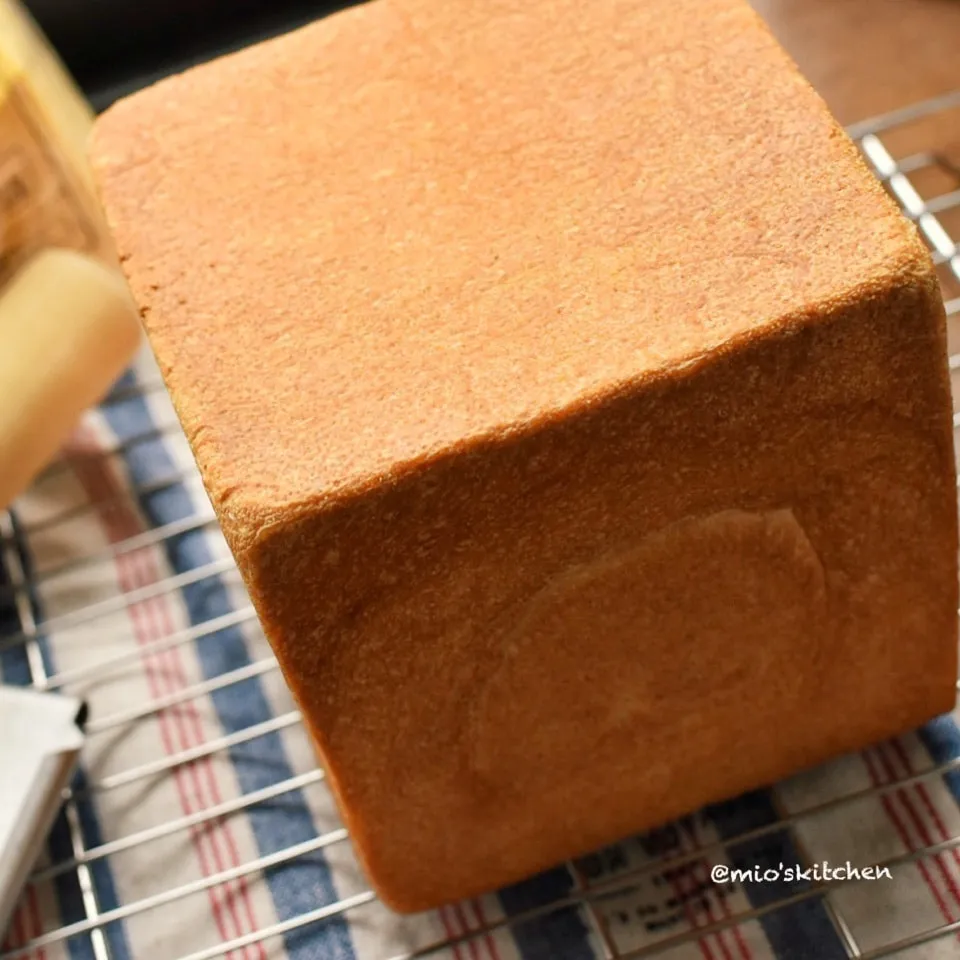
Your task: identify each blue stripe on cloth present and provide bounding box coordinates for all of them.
[707,790,848,960]
[1,516,132,960]
[101,377,356,960]
[497,868,596,960]
[918,715,960,801]
[110,373,595,960]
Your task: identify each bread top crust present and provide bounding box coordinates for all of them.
[90,0,930,532]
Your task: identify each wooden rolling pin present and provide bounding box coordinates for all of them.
[0,0,140,509]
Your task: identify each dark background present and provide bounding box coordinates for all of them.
[18,0,960,142]
[20,0,960,125]
[21,0,359,112]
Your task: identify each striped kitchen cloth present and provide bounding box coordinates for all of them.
[2,343,960,960]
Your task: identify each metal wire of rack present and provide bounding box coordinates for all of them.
[4,90,960,960]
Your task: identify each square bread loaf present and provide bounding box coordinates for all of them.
[91,0,959,912]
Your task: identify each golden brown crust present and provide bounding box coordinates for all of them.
[91,0,957,911]
[91,0,923,523]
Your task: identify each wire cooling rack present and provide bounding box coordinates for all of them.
[5,90,960,960]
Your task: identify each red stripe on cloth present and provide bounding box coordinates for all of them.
[2,829,51,958]
[677,823,734,960]
[123,543,264,960]
[659,844,716,960]
[686,818,753,960]
[110,501,264,960]
[3,903,25,952]
[66,424,263,960]
[26,886,47,960]
[467,898,502,960]
[75,460,241,954]
[874,743,960,913]
[126,545,254,960]
[888,739,960,869]
[439,904,469,960]
[885,740,960,911]
[450,903,481,960]
[862,747,956,928]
